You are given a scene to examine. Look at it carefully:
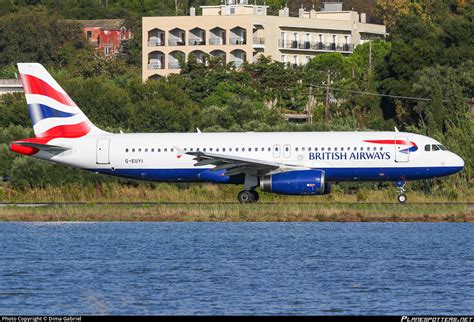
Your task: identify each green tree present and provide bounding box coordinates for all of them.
[0,7,85,68]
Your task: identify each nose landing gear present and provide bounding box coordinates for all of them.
[396,179,407,203]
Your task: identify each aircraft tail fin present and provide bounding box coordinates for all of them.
[17,63,106,139]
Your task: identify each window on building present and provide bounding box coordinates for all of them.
[87,31,92,39]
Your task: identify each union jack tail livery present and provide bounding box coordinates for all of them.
[18,63,105,138]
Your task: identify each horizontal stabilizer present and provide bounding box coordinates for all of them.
[10,140,70,155]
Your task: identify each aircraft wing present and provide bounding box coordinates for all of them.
[186,151,303,176]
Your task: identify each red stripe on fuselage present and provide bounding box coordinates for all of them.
[20,73,76,107]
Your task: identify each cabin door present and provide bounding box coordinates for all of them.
[96,138,110,164]
[394,136,409,163]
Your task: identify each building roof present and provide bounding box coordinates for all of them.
[76,19,126,30]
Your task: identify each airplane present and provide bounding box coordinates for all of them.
[9,63,464,203]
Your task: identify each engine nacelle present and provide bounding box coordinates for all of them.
[260,170,331,195]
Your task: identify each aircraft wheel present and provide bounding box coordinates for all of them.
[251,190,259,202]
[397,194,407,204]
[238,190,254,204]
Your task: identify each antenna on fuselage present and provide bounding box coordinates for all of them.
[394,127,399,132]
[196,128,202,133]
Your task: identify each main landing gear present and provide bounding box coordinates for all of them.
[237,190,259,203]
[396,179,407,204]
[237,175,260,204]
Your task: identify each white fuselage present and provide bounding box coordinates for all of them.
[38,131,464,183]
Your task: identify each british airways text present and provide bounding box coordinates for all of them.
[309,151,391,161]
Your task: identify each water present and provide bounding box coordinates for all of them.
[0,222,473,315]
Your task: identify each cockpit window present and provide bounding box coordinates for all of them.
[438,145,447,151]
[432,144,440,151]
[425,144,431,152]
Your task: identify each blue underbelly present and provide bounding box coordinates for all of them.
[88,166,462,183]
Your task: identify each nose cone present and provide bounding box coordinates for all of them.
[451,153,464,173]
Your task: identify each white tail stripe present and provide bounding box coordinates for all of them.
[25,94,82,114]
[33,114,90,135]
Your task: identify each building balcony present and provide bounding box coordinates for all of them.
[278,40,354,53]
[188,39,206,46]
[253,37,265,48]
[209,38,226,45]
[168,62,180,69]
[148,63,164,70]
[148,40,164,46]
[168,39,185,46]
[230,38,247,45]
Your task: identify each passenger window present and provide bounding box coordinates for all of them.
[151,148,154,152]
[145,148,148,152]
[190,148,193,151]
[203,148,206,152]
[268,147,271,152]
[328,147,331,152]
[432,144,440,151]
[255,147,258,152]
[315,147,318,151]
[236,148,239,152]
[209,148,213,152]
[334,147,337,152]
[229,148,232,152]
[242,148,245,152]
[360,147,363,151]
[347,147,350,151]
[302,147,305,151]
[132,148,135,152]
[321,147,324,151]
[125,148,129,153]
[171,148,174,152]
[223,148,226,152]
[157,148,161,152]
[138,148,142,152]
[261,147,264,152]
[425,145,431,152]
[373,147,376,151]
[275,147,279,151]
[308,147,312,151]
[354,147,357,151]
[285,147,289,152]
[380,147,383,151]
[340,147,344,151]
[216,148,219,152]
[164,148,167,152]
